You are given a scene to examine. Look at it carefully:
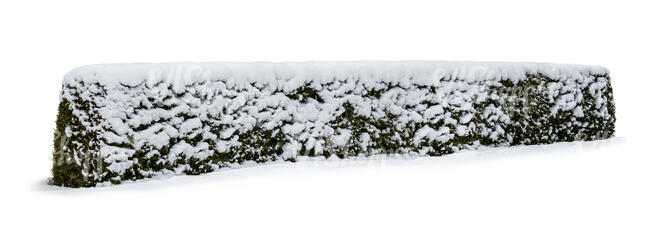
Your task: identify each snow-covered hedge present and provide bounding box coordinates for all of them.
[52,61,615,187]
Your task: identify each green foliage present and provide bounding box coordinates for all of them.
[286,86,324,103]
[52,74,616,187]
[51,99,95,187]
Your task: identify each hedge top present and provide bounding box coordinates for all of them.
[63,61,608,90]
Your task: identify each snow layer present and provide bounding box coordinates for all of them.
[63,61,608,90]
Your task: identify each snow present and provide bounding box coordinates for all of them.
[423,105,444,119]
[219,127,237,139]
[179,118,202,134]
[170,141,212,161]
[414,125,454,144]
[99,146,136,174]
[29,137,650,230]
[281,140,300,159]
[63,61,608,89]
[106,118,129,135]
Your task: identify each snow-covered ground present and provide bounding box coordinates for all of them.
[2,0,649,229]
[13,137,647,230]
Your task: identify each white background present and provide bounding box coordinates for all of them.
[1,0,648,229]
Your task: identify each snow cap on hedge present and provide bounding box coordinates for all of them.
[64,61,608,89]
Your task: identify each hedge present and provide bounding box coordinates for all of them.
[51,61,615,187]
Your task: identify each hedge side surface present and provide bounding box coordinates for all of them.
[51,62,615,187]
